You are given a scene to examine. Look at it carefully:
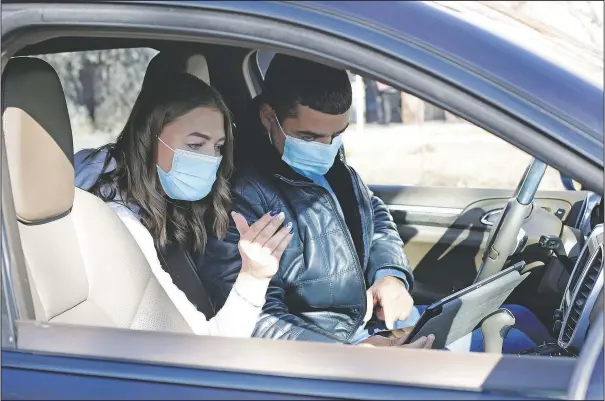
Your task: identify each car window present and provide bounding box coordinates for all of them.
[255,50,567,192]
[346,84,567,191]
[39,48,158,153]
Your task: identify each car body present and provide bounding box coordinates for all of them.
[1,1,603,399]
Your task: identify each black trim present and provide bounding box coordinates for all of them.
[17,208,72,226]
[156,243,215,319]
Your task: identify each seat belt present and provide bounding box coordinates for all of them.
[156,243,216,319]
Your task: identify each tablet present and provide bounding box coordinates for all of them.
[401,261,528,349]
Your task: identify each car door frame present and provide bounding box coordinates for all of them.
[1,1,602,399]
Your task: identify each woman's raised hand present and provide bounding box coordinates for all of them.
[232,211,293,280]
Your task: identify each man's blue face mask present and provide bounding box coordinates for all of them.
[273,117,343,176]
[156,137,222,201]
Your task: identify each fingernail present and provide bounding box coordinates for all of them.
[286,222,292,229]
[230,211,236,217]
[270,210,279,216]
[277,212,285,220]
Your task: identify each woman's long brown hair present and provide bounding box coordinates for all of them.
[88,72,234,253]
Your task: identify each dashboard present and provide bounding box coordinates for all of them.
[557,221,603,352]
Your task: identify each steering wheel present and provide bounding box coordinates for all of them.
[475,158,547,282]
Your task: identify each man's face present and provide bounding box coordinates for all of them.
[260,104,350,155]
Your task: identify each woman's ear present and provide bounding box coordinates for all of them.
[259,103,274,132]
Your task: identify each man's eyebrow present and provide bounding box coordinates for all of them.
[297,123,350,138]
[188,132,226,142]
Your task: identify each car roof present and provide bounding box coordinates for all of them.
[421,1,603,88]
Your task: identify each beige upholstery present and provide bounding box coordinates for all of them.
[145,51,211,85]
[185,54,211,84]
[2,57,192,333]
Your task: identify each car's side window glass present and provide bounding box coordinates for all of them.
[39,48,158,153]
[345,74,566,191]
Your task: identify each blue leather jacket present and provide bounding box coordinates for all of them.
[195,98,414,343]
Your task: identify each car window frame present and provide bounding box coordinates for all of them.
[1,2,601,398]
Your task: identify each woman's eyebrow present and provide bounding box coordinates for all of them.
[189,132,226,142]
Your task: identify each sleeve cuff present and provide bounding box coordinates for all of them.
[374,268,410,290]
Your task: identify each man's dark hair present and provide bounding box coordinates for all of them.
[263,54,352,121]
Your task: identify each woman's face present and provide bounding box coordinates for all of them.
[156,107,226,172]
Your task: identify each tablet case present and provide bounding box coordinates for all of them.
[404,261,529,349]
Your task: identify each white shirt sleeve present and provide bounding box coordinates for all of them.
[108,202,264,338]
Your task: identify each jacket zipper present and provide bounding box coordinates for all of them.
[275,174,368,341]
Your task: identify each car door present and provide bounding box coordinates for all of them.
[2,1,603,400]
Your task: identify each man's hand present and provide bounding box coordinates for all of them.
[357,333,434,349]
[366,276,414,330]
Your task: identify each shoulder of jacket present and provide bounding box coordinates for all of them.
[231,165,277,194]
[231,166,285,213]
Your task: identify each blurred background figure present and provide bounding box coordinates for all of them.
[376,81,399,125]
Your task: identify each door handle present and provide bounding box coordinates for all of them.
[480,209,502,226]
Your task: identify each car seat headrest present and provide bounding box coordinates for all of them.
[2,57,75,224]
[144,51,211,86]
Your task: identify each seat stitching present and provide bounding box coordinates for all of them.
[130,275,154,330]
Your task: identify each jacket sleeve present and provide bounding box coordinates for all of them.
[364,186,415,291]
[231,176,342,343]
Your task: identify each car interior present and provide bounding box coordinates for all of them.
[2,36,604,359]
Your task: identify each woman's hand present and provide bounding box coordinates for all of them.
[232,210,293,280]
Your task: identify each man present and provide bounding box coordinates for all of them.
[197,54,431,348]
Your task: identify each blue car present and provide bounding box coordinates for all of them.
[1,1,603,399]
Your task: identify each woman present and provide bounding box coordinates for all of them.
[74,71,293,338]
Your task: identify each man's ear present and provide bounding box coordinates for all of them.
[259,103,274,132]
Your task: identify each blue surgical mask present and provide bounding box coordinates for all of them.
[274,118,343,175]
[156,137,222,201]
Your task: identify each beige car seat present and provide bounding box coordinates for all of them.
[2,56,193,333]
